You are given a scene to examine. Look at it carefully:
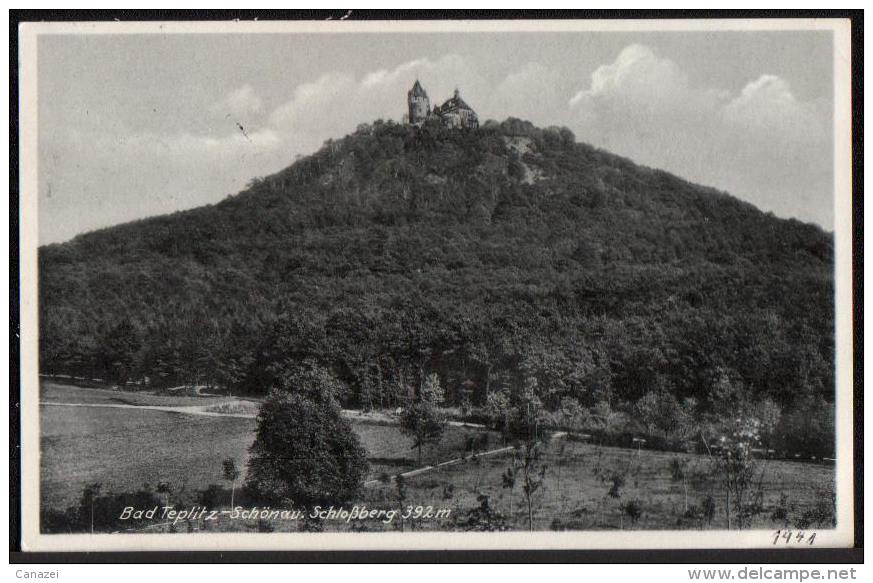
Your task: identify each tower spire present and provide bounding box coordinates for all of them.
[407,79,430,125]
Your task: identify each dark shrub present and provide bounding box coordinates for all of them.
[197,484,228,509]
[245,377,369,506]
[608,474,625,498]
[622,500,643,524]
[41,483,165,534]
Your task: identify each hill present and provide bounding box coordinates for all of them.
[38,117,835,454]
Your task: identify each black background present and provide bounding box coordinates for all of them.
[8,8,864,564]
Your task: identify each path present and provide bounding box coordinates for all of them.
[40,400,487,429]
[363,430,569,487]
[40,401,256,419]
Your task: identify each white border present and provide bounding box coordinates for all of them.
[17,17,855,552]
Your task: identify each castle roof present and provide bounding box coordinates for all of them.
[408,80,428,98]
[439,89,474,113]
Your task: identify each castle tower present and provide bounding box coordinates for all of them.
[407,80,430,126]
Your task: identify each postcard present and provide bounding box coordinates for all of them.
[16,16,856,552]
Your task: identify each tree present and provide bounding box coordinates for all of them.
[756,398,782,447]
[512,376,548,531]
[484,389,512,443]
[244,365,369,507]
[81,482,103,534]
[501,466,517,518]
[669,457,690,514]
[222,458,240,509]
[707,367,749,418]
[635,384,685,440]
[518,441,547,532]
[512,375,545,441]
[400,373,447,464]
[713,417,761,529]
[396,475,408,532]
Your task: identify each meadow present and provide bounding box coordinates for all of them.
[40,382,835,532]
[355,439,836,532]
[40,381,230,407]
[39,382,485,511]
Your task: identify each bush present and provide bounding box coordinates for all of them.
[452,494,508,531]
[771,492,790,526]
[41,483,165,534]
[245,377,369,506]
[197,484,228,509]
[608,474,625,498]
[622,500,643,524]
[793,487,835,529]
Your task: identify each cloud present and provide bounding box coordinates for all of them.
[570,45,726,130]
[209,84,263,118]
[39,47,834,244]
[269,54,485,148]
[48,54,485,201]
[723,74,828,143]
[39,117,286,243]
[39,56,487,243]
[490,62,565,124]
[571,45,693,107]
[567,44,832,228]
[62,122,282,165]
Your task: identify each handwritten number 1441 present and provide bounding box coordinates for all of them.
[773,530,816,545]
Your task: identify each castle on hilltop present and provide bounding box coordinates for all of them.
[407,80,479,129]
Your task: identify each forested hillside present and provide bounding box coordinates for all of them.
[38,118,835,454]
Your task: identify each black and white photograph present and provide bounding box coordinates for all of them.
[15,16,856,553]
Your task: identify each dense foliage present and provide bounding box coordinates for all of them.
[39,118,835,455]
[244,363,369,505]
[40,482,165,534]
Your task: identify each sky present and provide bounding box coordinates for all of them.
[36,29,835,244]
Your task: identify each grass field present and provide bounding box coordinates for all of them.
[40,381,232,407]
[39,382,487,511]
[40,404,256,510]
[355,439,835,532]
[189,437,835,534]
[39,382,836,532]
